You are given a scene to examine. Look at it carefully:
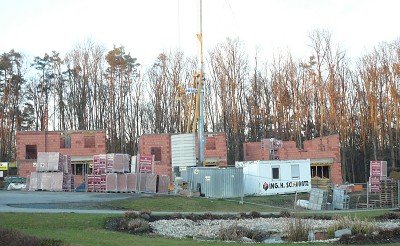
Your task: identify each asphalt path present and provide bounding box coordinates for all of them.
[0,190,135,214]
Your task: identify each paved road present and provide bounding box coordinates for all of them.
[0,190,135,214]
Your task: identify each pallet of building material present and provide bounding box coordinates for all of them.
[106,173,118,192]
[50,172,64,191]
[107,153,130,173]
[25,175,31,191]
[63,174,73,192]
[36,153,48,172]
[71,176,75,191]
[157,175,170,194]
[36,152,64,172]
[126,173,137,192]
[117,173,128,192]
[29,172,39,191]
[145,173,157,193]
[137,173,148,192]
[63,155,72,174]
[47,152,64,172]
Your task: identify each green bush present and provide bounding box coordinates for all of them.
[0,228,66,246]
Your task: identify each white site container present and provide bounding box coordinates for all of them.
[236,159,311,196]
[171,134,196,167]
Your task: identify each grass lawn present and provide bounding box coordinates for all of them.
[103,193,310,212]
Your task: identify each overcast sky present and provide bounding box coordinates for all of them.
[1,0,399,68]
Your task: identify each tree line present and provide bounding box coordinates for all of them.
[1,30,400,183]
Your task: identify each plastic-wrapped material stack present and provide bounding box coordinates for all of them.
[117,173,128,192]
[107,153,130,173]
[103,153,131,192]
[145,173,157,193]
[126,173,137,192]
[28,152,74,192]
[157,175,170,193]
[138,173,147,192]
[106,173,118,192]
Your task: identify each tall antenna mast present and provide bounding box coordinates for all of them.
[197,0,205,167]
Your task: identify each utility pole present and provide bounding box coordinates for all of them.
[197,0,205,167]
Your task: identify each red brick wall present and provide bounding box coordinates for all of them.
[16,130,106,160]
[138,134,172,177]
[17,160,36,177]
[203,133,228,166]
[16,130,106,178]
[243,134,343,185]
[138,132,228,177]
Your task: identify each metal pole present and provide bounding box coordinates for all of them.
[197,0,205,167]
[367,181,369,209]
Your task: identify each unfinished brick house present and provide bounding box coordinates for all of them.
[243,134,342,188]
[16,130,106,186]
[138,132,227,178]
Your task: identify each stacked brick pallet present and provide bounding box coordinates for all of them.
[380,179,398,207]
[27,152,74,191]
[369,161,387,193]
[89,153,134,192]
[87,154,107,192]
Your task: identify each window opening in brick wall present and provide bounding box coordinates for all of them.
[60,135,71,148]
[206,137,216,150]
[26,145,37,159]
[84,136,95,148]
[151,147,162,161]
[72,163,90,175]
[311,164,330,179]
[272,166,280,180]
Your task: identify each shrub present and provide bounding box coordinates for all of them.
[327,215,378,237]
[124,210,140,219]
[279,210,292,218]
[126,218,152,233]
[0,228,66,246]
[249,210,261,218]
[218,222,267,242]
[139,209,151,220]
[285,217,311,242]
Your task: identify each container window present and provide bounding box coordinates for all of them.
[272,166,280,180]
[291,164,300,179]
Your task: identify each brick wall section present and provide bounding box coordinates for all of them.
[16,130,106,178]
[138,134,172,177]
[138,132,228,177]
[201,133,228,166]
[17,160,36,177]
[243,134,342,185]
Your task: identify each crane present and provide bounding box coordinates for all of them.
[177,0,205,167]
